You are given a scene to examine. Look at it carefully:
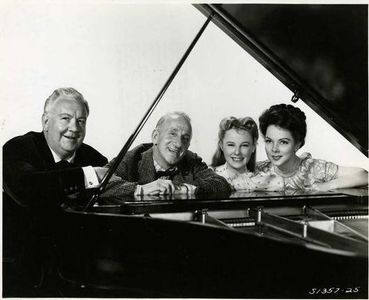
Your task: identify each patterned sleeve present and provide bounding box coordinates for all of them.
[324,160,339,181]
[303,156,339,183]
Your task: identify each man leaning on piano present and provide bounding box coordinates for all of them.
[2,87,115,296]
[3,87,111,209]
[100,111,232,199]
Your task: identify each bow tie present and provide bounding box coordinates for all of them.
[155,168,178,179]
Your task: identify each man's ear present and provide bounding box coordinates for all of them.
[42,113,49,132]
[152,129,159,145]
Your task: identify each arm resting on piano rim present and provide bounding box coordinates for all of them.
[134,180,196,196]
[100,165,233,198]
[218,171,285,192]
[100,146,232,198]
[4,162,116,208]
[156,151,233,197]
[3,132,108,208]
[4,160,85,208]
[184,160,233,197]
[312,166,368,191]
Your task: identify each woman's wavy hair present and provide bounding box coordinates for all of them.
[259,104,307,148]
[211,116,259,171]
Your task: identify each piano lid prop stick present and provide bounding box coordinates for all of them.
[83,12,215,211]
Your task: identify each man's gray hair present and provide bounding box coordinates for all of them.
[43,87,89,116]
[155,111,192,131]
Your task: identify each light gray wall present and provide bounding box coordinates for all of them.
[1,1,368,170]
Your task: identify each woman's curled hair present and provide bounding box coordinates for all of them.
[259,104,307,148]
[211,116,259,171]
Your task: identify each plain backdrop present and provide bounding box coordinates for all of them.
[1,1,368,170]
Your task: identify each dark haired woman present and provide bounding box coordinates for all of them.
[257,104,368,191]
[212,116,280,191]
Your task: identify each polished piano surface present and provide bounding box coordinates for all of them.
[3,3,368,299]
[94,189,368,257]
[55,189,368,298]
[90,189,368,257]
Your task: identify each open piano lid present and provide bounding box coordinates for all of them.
[196,4,368,156]
[56,6,368,297]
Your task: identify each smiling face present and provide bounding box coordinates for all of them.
[152,115,192,169]
[221,128,255,174]
[42,96,87,160]
[264,125,300,171]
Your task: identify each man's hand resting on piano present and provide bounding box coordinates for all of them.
[139,179,196,195]
[140,179,176,195]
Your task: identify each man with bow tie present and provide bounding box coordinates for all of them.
[102,112,231,198]
[3,87,109,208]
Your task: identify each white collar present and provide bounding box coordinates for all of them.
[48,145,75,163]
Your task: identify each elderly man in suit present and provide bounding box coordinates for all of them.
[102,111,231,198]
[3,87,108,207]
[2,87,108,296]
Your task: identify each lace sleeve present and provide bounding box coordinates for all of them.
[324,161,339,181]
[303,157,339,183]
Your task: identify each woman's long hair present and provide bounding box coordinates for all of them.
[211,116,259,171]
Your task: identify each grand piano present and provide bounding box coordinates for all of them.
[3,4,368,299]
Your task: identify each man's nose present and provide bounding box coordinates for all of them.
[68,118,79,131]
[174,137,183,148]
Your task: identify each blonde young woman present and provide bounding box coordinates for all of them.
[211,116,280,191]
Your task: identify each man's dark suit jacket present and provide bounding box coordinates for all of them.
[3,131,108,208]
[3,131,107,294]
[102,143,231,198]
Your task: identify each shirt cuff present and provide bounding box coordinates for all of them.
[135,184,143,196]
[82,166,99,189]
